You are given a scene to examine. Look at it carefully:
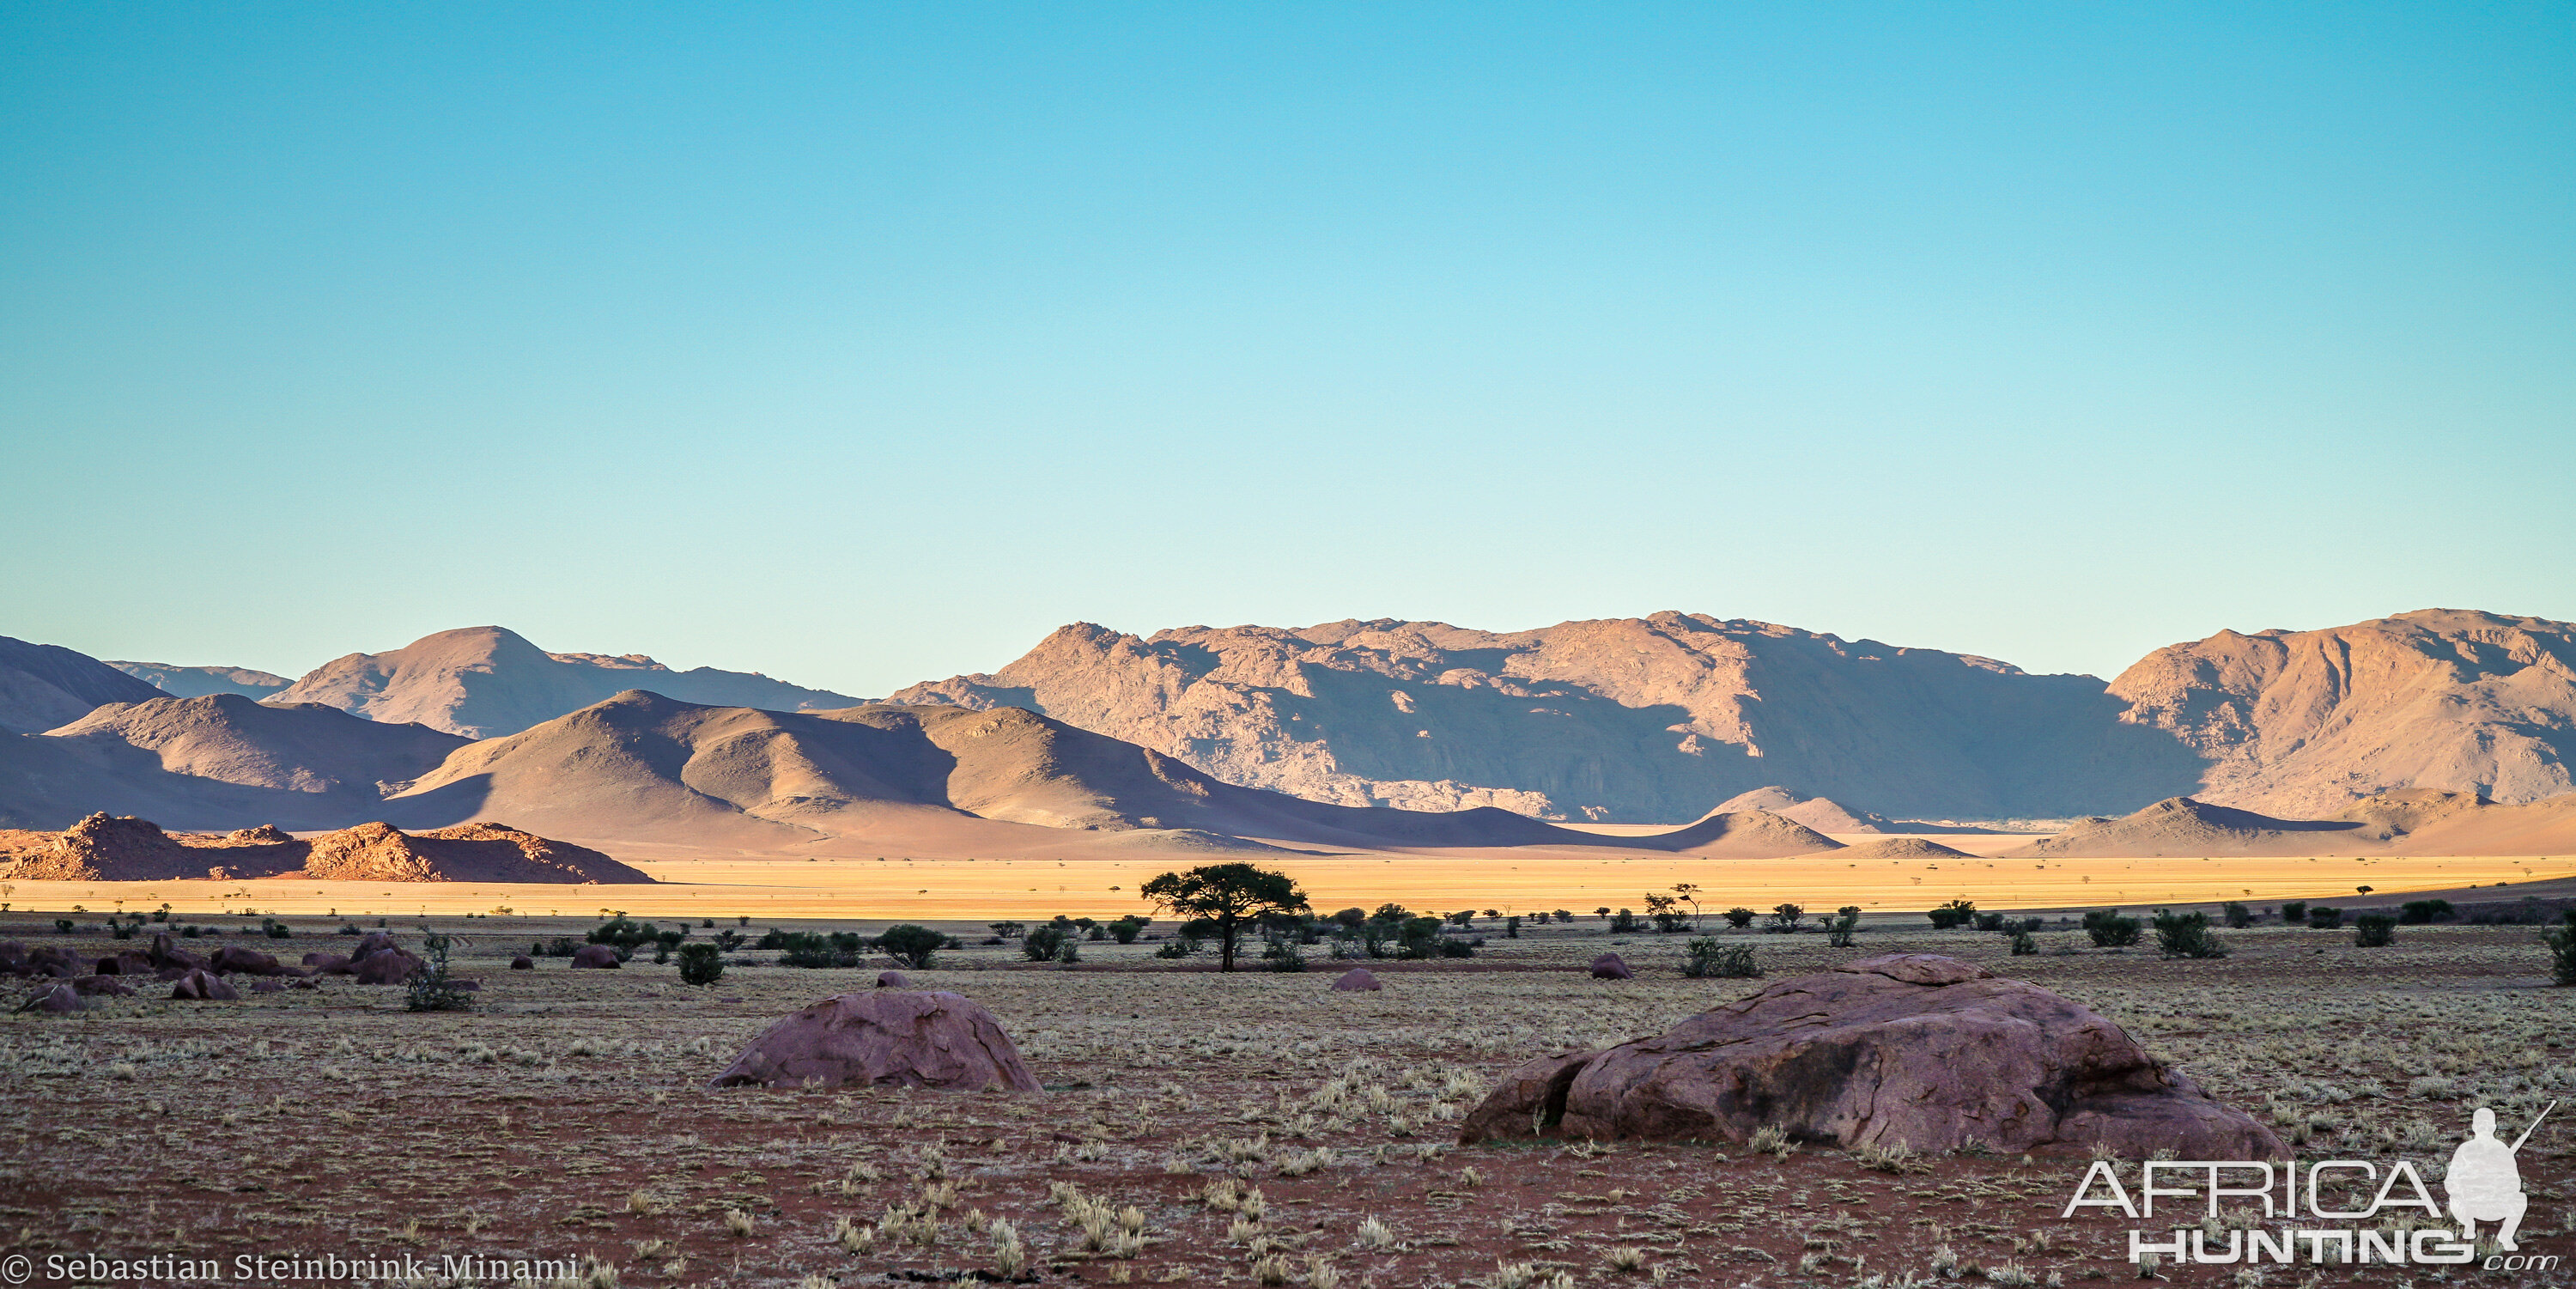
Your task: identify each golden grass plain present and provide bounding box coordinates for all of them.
[3,848,2567,922]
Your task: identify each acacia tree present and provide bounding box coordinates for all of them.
[1139,863,1310,972]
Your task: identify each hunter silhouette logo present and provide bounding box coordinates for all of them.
[2450,1101,2552,1251]
[2063,1099,2560,1271]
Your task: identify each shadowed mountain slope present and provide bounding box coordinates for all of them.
[0,636,166,733]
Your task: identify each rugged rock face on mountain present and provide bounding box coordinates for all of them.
[895,609,2576,822]
[2107,609,2576,816]
[890,615,2202,823]
[264,626,865,739]
[0,636,166,733]
[106,662,292,699]
[0,812,648,883]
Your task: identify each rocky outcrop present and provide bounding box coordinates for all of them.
[1460,954,2281,1159]
[0,813,649,884]
[1329,968,1382,992]
[709,991,1042,1092]
[568,945,621,969]
[1589,953,1632,981]
[170,969,239,1000]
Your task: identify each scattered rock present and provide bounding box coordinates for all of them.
[210,946,296,976]
[569,945,621,970]
[708,991,1042,1092]
[1330,968,1382,992]
[510,955,534,970]
[170,969,240,1001]
[94,952,154,976]
[353,948,424,985]
[874,971,910,989]
[1460,953,2283,1159]
[70,975,135,996]
[301,952,355,975]
[148,933,204,972]
[1589,952,1632,980]
[250,979,285,994]
[20,983,82,1013]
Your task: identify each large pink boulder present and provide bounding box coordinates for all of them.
[21,983,82,1013]
[1460,953,2283,1160]
[1330,968,1382,992]
[709,991,1042,1092]
[1589,952,1632,980]
[569,944,621,969]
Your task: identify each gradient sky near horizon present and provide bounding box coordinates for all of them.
[4,3,2571,696]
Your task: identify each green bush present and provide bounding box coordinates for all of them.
[261,917,293,939]
[1682,939,1760,978]
[2306,906,2345,930]
[1722,907,1756,928]
[1826,906,1861,948]
[2009,930,2037,956]
[2354,914,2397,948]
[677,942,725,986]
[1926,899,1978,930]
[404,932,473,1012]
[2281,901,2308,925]
[2544,911,2576,986]
[1607,909,1643,933]
[2221,902,2252,928]
[2398,899,2453,925]
[53,919,73,933]
[2083,909,2142,948]
[1766,903,1805,932]
[775,930,867,968]
[1024,925,1080,963]
[876,924,946,970]
[2150,909,2227,958]
[1109,915,1151,944]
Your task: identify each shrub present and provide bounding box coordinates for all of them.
[1024,925,1074,962]
[2150,909,2227,958]
[1972,911,2006,933]
[713,928,745,952]
[2221,902,2252,929]
[1926,899,1977,930]
[1109,915,1151,944]
[2306,906,2345,930]
[677,942,725,986]
[2281,901,2308,925]
[2082,909,2142,948]
[2398,899,2453,925]
[1607,909,1643,933]
[1722,907,1756,928]
[775,931,866,968]
[1826,907,1861,948]
[1552,909,1572,922]
[2354,915,2397,948]
[2009,930,2037,956]
[1766,903,1805,932]
[1261,935,1306,970]
[988,921,1026,939]
[1682,939,1760,978]
[2545,911,2576,986]
[1504,915,1522,939]
[261,917,293,939]
[537,936,580,957]
[877,924,946,970]
[404,931,474,1012]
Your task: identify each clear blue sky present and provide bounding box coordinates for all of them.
[4,3,2569,696]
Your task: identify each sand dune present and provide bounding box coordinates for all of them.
[2004,790,2576,859]
[1631,808,1842,858]
[1713,787,1893,833]
[1832,836,1982,862]
[46,693,467,803]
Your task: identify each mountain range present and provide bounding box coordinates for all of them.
[3,608,2572,853]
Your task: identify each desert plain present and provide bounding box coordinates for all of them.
[2,900,2571,1289]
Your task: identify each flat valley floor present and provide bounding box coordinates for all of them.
[2,916,2571,1287]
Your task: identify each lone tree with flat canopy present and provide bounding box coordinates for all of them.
[1140,863,1309,973]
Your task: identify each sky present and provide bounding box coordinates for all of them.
[3,3,2570,696]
